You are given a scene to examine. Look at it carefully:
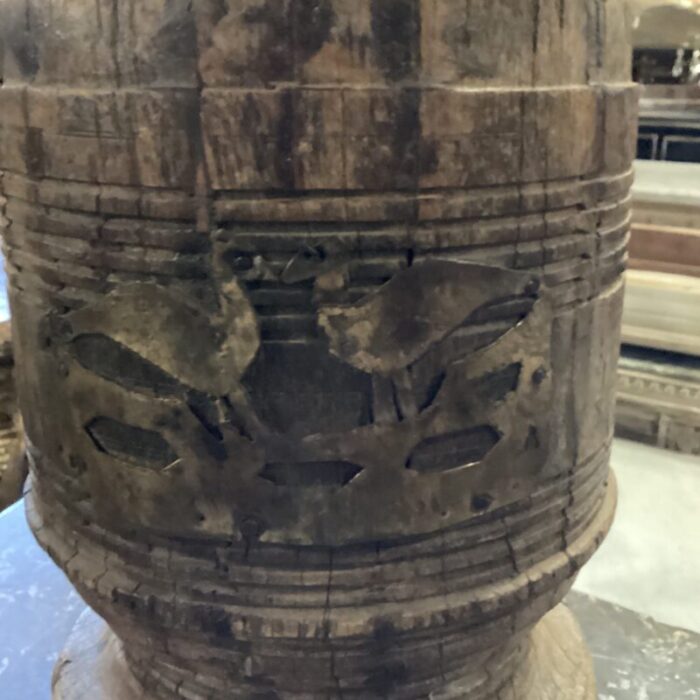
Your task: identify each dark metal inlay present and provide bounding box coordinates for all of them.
[406,426,501,473]
[85,417,178,470]
[72,334,182,397]
[259,461,363,487]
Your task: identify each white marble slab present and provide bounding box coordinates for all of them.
[575,438,700,634]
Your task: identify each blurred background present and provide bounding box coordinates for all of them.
[620,1,700,453]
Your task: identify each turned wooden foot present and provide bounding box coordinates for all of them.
[40,473,615,700]
[54,604,596,700]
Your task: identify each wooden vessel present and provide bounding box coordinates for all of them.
[0,1,637,698]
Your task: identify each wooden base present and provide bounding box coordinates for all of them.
[52,610,143,700]
[509,605,597,700]
[53,605,596,700]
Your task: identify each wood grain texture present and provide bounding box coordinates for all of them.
[0,0,636,697]
[53,603,598,700]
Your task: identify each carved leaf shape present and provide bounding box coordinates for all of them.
[318,260,539,375]
[66,282,259,396]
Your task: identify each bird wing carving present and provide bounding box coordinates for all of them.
[317,259,540,376]
[64,281,260,397]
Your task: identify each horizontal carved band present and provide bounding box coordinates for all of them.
[0,84,637,190]
[28,459,615,698]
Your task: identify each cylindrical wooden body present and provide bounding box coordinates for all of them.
[0,1,636,698]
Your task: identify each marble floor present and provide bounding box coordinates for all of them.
[568,591,700,700]
[569,438,700,699]
[574,439,700,635]
[0,268,9,323]
[0,501,82,700]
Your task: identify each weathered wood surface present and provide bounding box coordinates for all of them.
[0,1,636,698]
[53,603,598,700]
